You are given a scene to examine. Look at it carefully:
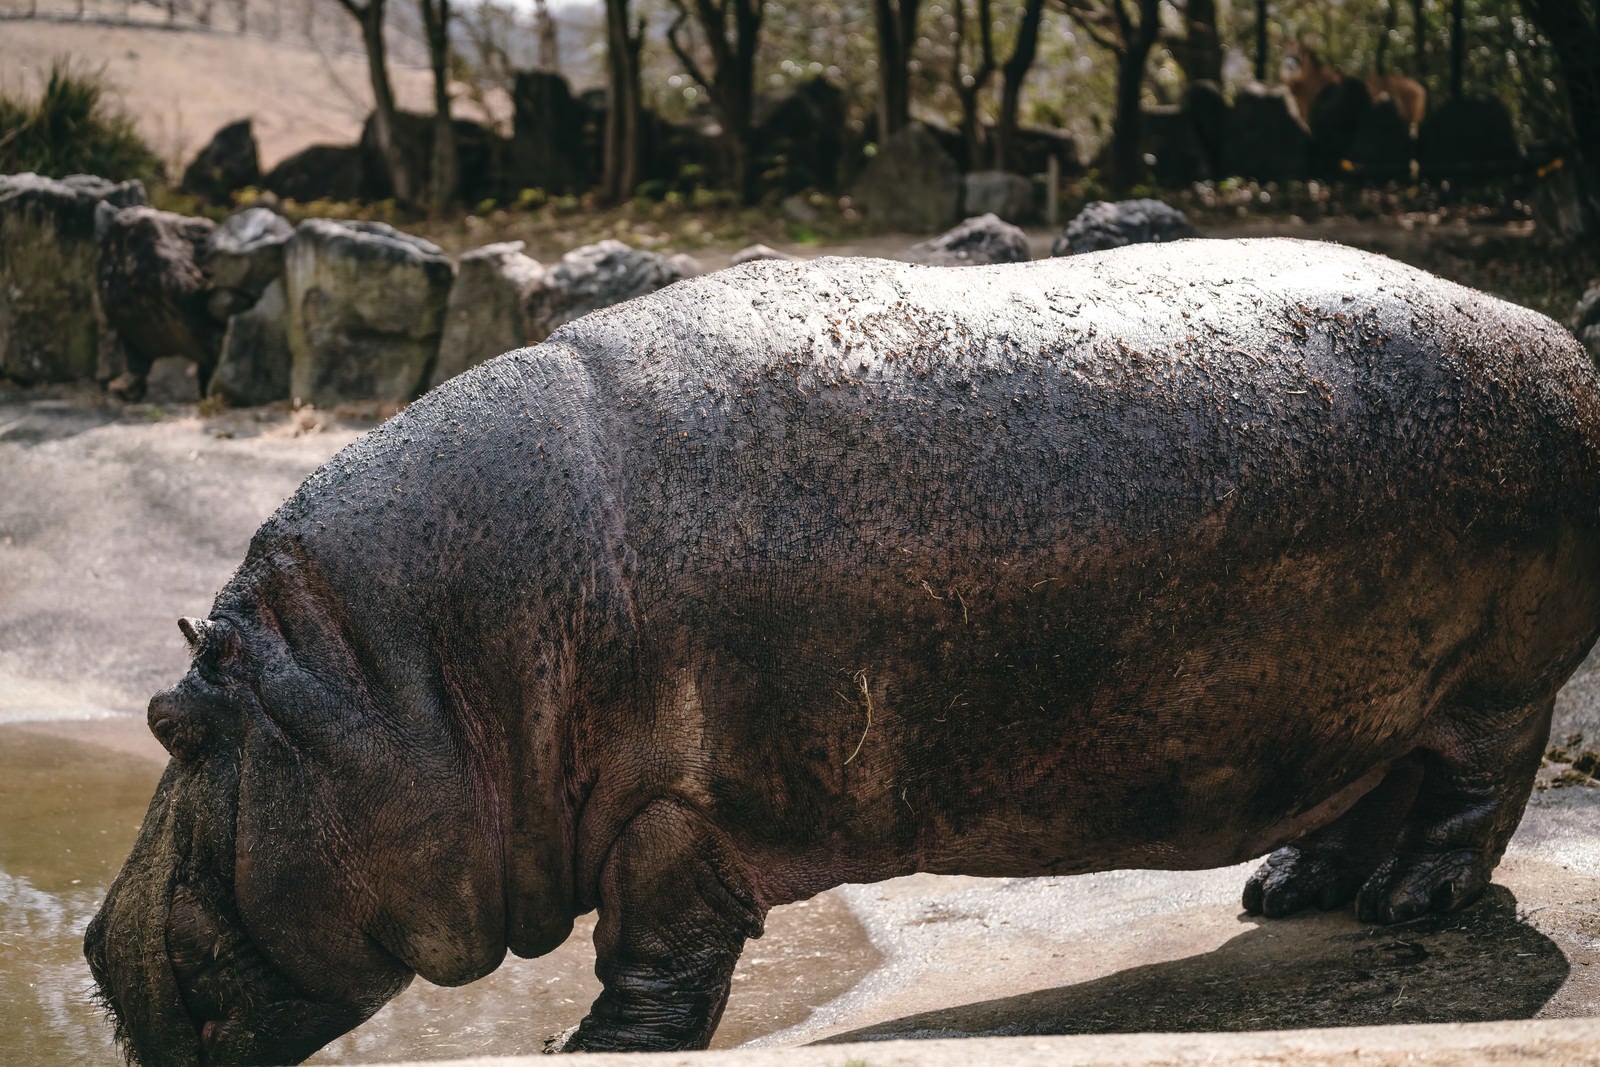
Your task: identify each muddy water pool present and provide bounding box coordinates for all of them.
[0,719,880,1065]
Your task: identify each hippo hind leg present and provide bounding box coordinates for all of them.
[1245,694,1553,924]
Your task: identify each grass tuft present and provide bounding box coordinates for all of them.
[0,58,161,182]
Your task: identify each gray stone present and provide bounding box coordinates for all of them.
[1222,84,1311,183]
[730,244,797,266]
[142,355,201,404]
[852,123,961,233]
[97,206,221,380]
[284,219,456,407]
[0,172,146,384]
[204,207,294,304]
[180,118,261,205]
[430,242,545,390]
[962,172,1035,223]
[904,213,1031,266]
[210,278,291,408]
[524,240,698,343]
[1052,199,1199,257]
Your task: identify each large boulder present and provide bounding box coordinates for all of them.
[210,278,291,408]
[1222,84,1311,183]
[509,71,592,196]
[1344,98,1413,180]
[729,243,797,266]
[904,213,1030,266]
[362,110,510,205]
[1572,285,1600,364]
[523,240,696,343]
[284,219,455,407]
[97,206,222,382]
[962,171,1035,222]
[853,123,961,233]
[1052,199,1199,257]
[262,144,367,203]
[754,77,847,193]
[0,173,145,384]
[1417,96,1521,179]
[1307,77,1372,177]
[202,206,293,317]
[180,119,261,205]
[429,241,545,389]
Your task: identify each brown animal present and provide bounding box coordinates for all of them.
[1366,72,1427,129]
[1283,43,1427,131]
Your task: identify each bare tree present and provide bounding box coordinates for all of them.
[420,0,457,211]
[603,0,646,204]
[951,0,996,170]
[1053,0,1161,192]
[664,0,765,204]
[335,0,415,203]
[873,0,922,139]
[995,0,1046,172]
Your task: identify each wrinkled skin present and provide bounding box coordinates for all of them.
[87,239,1600,1063]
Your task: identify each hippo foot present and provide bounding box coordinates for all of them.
[1354,849,1490,924]
[1242,846,1365,917]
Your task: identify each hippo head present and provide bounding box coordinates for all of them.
[84,579,572,1065]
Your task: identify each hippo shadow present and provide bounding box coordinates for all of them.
[815,885,1566,1042]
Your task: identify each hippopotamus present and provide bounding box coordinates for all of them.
[86,238,1600,1064]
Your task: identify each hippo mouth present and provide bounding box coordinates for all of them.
[163,881,377,1066]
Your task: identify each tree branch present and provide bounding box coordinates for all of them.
[665,0,714,94]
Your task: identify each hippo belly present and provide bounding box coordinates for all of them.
[87,239,1600,1064]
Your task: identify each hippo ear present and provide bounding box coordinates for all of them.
[178,617,211,650]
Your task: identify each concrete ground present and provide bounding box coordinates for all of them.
[4,386,1600,1065]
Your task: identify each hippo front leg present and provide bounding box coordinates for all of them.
[565,801,766,1052]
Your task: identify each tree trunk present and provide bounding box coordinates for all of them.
[1412,0,1428,83]
[1109,0,1160,193]
[994,0,1044,172]
[1179,0,1223,85]
[342,0,416,204]
[665,0,764,205]
[602,0,644,204]
[1255,0,1268,82]
[952,0,995,172]
[1376,0,1397,75]
[873,0,920,139]
[1449,0,1464,98]
[421,0,457,212]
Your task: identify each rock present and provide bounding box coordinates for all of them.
[1142,105,1206,188]
[210,278,291,408]
[284,219,456,407]
[754,77,847,193]
[1533,159,1600,246]
[523,240,697,343]
[781,194,821,224]
[904,213,1031,266]
[1418,96,1521,178]
[180,119,262,205]
[1222,84,1311,183]
[97,206,222,382]
[1344,98,1413,180]
[429,242,545,390]
[0,172,145,384]
[853,123,961,233]
[262,144,367,203]
[1307,77,1372,177]
[203,206,294,315]
[142,356,201,404]
[729,244,797,266]
[962,171,1035,223]
[509,72,590,196]
[362,110,510,205]
[1572,286,1600,363]
[1052,199,1199,257]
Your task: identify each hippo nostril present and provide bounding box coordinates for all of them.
[148,690,206,760]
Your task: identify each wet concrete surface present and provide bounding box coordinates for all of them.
[5,387,1600,1064]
